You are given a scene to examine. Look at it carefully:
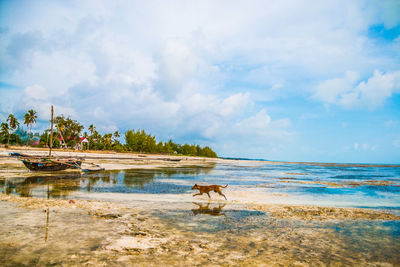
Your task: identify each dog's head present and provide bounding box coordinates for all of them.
[192,184,199,190]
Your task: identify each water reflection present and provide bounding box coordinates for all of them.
[44,207,50,242]
[2,176,82,198]
[191,202,226,216]
[1,165,216,198]
[122,170,156,188]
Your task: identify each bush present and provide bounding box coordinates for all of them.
[9,134,22,145]
[125,129,156,153]
[124,129,217,157]
[112,143,126,152]
[67,139,76,148]
[53,138,61,148]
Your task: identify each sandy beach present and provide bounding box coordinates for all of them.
[0,146,221,171]
[1,147,400,266]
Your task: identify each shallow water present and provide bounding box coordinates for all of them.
[1,162,400,211]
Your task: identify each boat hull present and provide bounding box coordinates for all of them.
[21,159,82,171]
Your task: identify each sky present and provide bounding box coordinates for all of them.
[0,0,400,164]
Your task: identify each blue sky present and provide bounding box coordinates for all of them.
[0,0,400,163]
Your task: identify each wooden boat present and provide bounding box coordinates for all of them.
[11,105,84,172]
[21,158,82,171]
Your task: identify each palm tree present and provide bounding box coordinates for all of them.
[113,130,120,143]
[7,114,19,145]
[88,124,96,136]
[103,133,113,146]
[7,114,19,131]
[24,109,37,145]
[0,123,10,145]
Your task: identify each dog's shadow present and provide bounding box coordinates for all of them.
[191,202,226,217]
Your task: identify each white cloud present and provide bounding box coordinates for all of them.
[313,71,359,104]
[313,70,400,109]
[210,108,292,158]
[21,85,77,122]
[237,109,271,130]
[232,109,292,145]
[24,85,48,100]
[353,142,377,151]
[159,39,200,94]
[220,93,251,117]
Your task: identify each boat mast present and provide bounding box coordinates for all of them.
[49,105,54,159]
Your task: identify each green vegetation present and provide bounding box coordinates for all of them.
[7,114,19,146]
[0,123,9,146]
[0,113,23,146]
[54,115,84,148]
[23,109,37,145]
[0,109,218,158]
[125,129,217,157]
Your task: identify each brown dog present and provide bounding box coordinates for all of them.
[192,184,228,200]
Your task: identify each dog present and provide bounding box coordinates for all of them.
[192,184,228,200]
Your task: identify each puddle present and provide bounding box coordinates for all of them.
[153,203,266,233]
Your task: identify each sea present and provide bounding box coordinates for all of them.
[2,159,400,213]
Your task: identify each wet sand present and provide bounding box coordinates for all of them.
[1,148,400,266]
[1,194,399,266]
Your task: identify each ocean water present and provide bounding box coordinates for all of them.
[2,161,400,212]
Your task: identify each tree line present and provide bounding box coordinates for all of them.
[125,129,217,157]
[0,110,218,158]
[0,110,37,146]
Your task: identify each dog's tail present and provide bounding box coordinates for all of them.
[220,184,228,188]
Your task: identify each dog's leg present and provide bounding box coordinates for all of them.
[193,193,202,197]
[218,191,227,200]
[206,192,211,199]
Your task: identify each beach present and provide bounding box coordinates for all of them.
[1,147,400,266]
